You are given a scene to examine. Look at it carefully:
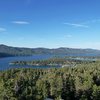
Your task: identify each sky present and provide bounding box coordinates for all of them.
[0,0,100,49]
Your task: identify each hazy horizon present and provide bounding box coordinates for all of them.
[0,0,100,49]
[1,44,100,50]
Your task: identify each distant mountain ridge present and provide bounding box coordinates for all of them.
[0,44,100,57]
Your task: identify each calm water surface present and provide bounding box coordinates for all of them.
[0,55,61,70]
[0,54,97,70]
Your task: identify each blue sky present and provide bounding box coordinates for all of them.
[0,0,100,49]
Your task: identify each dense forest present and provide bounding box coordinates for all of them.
[1,61,100,100]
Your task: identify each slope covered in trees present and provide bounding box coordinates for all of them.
[0,44,100,57]
[1,61,100,100]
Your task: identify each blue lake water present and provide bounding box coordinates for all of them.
[0,54,61,71]
[0,54,98,71]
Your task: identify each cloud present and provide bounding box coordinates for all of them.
[66,34,72,38]
[12,21,30,25]
[64,23,89,28]
[82,19,100,24]
[64,19,100,28]
[0,27,6,32]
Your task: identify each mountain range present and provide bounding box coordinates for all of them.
[0,44,100,57]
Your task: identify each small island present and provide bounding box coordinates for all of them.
[10,57,96,68]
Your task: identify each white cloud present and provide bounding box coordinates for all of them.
[0,27,6,32]
[64,19,100,28]
[64,23,89,28]
[82,19,100,24]
[66,34,72,38]
[12,21,30,25]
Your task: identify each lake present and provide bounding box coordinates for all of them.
[0,54,62,71]
[0,54,98,71]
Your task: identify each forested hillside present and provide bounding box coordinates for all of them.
[0,44,100,57]
[1,61,100,100]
